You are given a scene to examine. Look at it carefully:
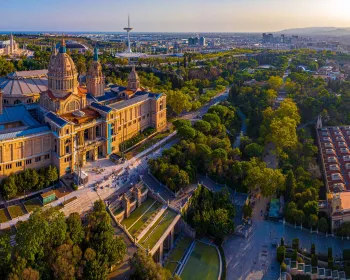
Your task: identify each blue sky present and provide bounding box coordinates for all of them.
[1,0,350,32]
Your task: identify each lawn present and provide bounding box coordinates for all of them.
[7,204,25,219]
[23,198,42,213]
[121,197,155,229]
[139,209,178,250]
[128,201,161,236]
[165,237,193,274]
[180,242,220,280]
[0,208,10,223]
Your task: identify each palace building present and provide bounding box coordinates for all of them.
[0,34,32,57]
[0,39,167,178]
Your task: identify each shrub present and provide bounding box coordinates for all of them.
[71,183,78,190]
[311,244,315,255]
[277,246,286,264]
[328,257,334,269]
[292,249,298,261]
[292,238,299,250]
[328,247,332,259]
[311,254,318,267]
[281,262,287,272]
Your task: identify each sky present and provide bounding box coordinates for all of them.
[1,0,350,33]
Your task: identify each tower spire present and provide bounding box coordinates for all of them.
[59,37,66,53]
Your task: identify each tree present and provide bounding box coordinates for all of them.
[173,119,191,130]
[86,200,126,268]
[0,235,12,276]
[130,250,176,280]
[268,76,283,91]
[244,143,264,158]
[66,212,85,245]
[243,204,253,219]
[285,171,296,201]
[177,126,197,140]
[167,90,192,115]
[194,120,211,134]
[318,217,328,233]
[47,166,58,187]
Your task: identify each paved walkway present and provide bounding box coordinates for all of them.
[224,197,350,280]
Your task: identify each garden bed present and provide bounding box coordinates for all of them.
[7,204,26,219]
[0,208,10,223]
[23,197,42,213]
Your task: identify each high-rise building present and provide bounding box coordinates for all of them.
[199,37,206,46]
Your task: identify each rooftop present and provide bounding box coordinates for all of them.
[0,70,48,96]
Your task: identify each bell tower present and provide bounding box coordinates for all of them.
[86,47,105,98]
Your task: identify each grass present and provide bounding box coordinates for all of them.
[181,242,220,280]
[125,131,172,159]
[0,208,10,223]
[23,198,42,213]
[165,262,178,275]
[139,209,178,250]
[165,237,193,274]
[7,204,25,219]
[128,202,161,236]
[121,197,155,229]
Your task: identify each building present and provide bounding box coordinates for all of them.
[56,40,89,53]
[199,36,206,46]
[316,121,350,230]
[0,39,167,179]
[0,34,32,57]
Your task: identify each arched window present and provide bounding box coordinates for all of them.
[14,99,21,104]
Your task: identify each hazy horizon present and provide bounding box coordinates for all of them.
[1,0,350,33]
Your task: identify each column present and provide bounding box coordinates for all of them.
[170,228,174,249]
[159,243,163,263]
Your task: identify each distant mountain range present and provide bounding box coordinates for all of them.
[276,27,350,36]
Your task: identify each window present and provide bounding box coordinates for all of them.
[142,116,146,120]
[35,157,41,162]
[133,120,136,124]
[26,159,32,165]
[5,164,12,170]
[65,145,70,154]
[66,129,69,134]
[44,154,50,160]
[147,113,150,117]
[16,162,22,167]
[128,122,131,126]
[112,146,115,151]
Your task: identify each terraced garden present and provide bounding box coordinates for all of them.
[139,209,178,250]
[181,241,220,280]
[165,237,193,274]
[23,198,42,213]
[129,202,162,236]
[121,197,155,229]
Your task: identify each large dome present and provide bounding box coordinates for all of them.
[48,39,78,97]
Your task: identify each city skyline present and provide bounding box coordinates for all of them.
[1,0,350,33]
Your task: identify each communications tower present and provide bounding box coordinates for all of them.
[124,15,133,53]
